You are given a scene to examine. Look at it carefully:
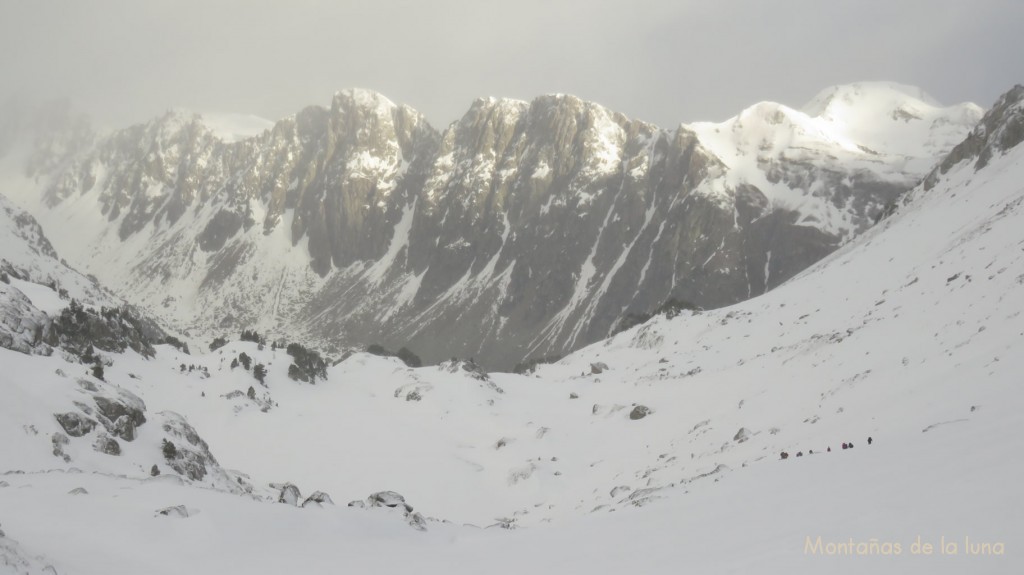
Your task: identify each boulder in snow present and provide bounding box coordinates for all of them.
[733,427,752,443]
[369,491,413,512]
[110,415,136,442]
[158,411,222,483]
[54,412,97,437]
[155,505,190,518]
[629,405,651,420]
[301,491,335,508]
[407,512,427,531]
[349,491,413,513]
[275,483,302,506]
[348,491,426,530]
[51,432,70,462]
[93,390,147,429]
[92,433,121,456]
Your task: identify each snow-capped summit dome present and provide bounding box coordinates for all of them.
[800,82,943,118]
[797,82,983,159]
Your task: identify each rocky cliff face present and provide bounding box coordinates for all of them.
[4,85,982,368]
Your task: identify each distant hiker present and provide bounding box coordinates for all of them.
[808,450,814,455]
[780,451,789,460]
[827,447,831,453]
[849,442,854,448]
[796,451,803,457]
[867,436,873,445]
[842,443,848,450]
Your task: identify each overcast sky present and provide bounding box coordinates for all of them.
[1,0,1020,130]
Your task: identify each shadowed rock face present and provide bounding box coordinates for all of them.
[923,85,1024,188]
[20,89,976,369]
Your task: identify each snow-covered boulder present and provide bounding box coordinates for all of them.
[368,491,413,512]
[110,415,136,442]
[348,491,427,530]
[92,433,121,456]
[158,411,219,482]
[406,512,427,532]
[348,491,409,512]
[275,483,302,506]
[301,491,334,509]
[155,505,191,518]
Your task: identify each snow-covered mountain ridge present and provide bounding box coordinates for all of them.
[1,84,982,369]
[0,84,1021,574]
[691,82,983,237]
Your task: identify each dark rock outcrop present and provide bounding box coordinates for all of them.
[629,405,651,420]
[93,392,146,428]
[54,412,97,437]
[50,300,164,359]
[924,85,1024,189]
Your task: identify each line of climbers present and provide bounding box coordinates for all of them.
[780,436,872,460]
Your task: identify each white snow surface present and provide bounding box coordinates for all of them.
[1,87,1022,574]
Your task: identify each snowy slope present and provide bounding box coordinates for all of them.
[0,404,1015,574]
[0,194,113,307]
[1,87,1022,573]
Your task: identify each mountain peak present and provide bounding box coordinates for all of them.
[331,88,400,117]
[800,81,944,117]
